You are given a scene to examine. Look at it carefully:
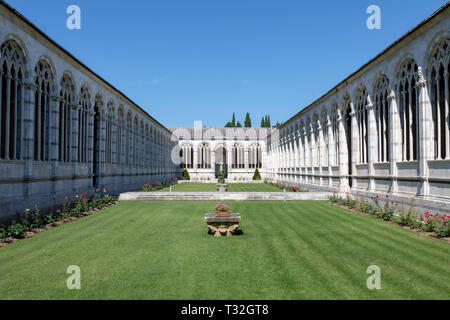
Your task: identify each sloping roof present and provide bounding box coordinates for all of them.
[169,127,274,140]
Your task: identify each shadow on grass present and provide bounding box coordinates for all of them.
[207,228,244,236]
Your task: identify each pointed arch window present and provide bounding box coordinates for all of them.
[429,39,450,160]
[0,40,25,160]
[59,74,74,162]
[78,85,90,163]
[397,59,419,161]
[374,75,391,163]
[105,101,115,164]
[355,86,369,164]
[34,60,53,161]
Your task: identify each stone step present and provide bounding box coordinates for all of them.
[119,192,333,201]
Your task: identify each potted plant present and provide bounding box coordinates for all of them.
[216,170,228,192]
[215,203,230,217]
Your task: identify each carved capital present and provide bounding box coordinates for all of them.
[23,82,38,91]
[50,95,61,102]
[387,91,396,101]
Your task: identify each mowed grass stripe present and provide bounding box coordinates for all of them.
[307,203,450,298]
[280,202,383,299]
[0,201,448,299]
[268,201,449,299]
[324,203,449,269]
[314,202,449,278]
[264,204,350,299]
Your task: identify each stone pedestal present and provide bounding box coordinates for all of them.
[216,184,228,192]
[204,213,241,237]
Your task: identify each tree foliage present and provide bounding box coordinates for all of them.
[252,168,261,180]
[244,112,252,128]
[182,169,190,180]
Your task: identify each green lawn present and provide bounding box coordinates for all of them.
[161,183,282,192]
[0,201,449,300]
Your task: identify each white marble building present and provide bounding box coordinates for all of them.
[265,4,450,213]
[170,127,272,181]
[0,2,178,220]
[1,1,450,219]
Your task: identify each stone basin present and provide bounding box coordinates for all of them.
[204,213,241,237]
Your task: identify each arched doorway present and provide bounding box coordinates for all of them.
[214,145,227,178]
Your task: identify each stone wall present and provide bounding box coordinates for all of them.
[0,3,178,221]
[265,4,450,214]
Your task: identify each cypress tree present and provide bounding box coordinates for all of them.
[182,169,190,180]
[231,113,236,127]
[267,115,271,128]
[261,117,265,128]
[236,121,242,127]
[244,112,251,128]
[252,168,261,180]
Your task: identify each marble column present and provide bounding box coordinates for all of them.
[388,90,399,192]
[416,67,432,197]
[367,97,376,191]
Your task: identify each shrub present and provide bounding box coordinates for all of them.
[182,169,190,180]
[218,170,226,184]
[0,228,7,240]
[434,220,450,238]
[421,212,435,232]
[380,207,394,221]
[252,168,261,180]
[399,199,419,228]
[7,223,27,239]
[359,198,370,213]
[329,193,340,203]
[45,214,57,225]
[31,205,44,229]
[421,212,449,237]
[380,196,395,221]
[343,194,358,209]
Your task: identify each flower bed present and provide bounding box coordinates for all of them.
[0,189,117,246]
[264,180,308,192]
[141,180,178,192]
[329,193,450,241]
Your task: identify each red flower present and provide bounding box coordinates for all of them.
[386,195,389,198]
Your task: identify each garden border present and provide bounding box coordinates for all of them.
[0,201,118,248]
[330,202,450,243]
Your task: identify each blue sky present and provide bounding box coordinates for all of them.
[5,0,448,127]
